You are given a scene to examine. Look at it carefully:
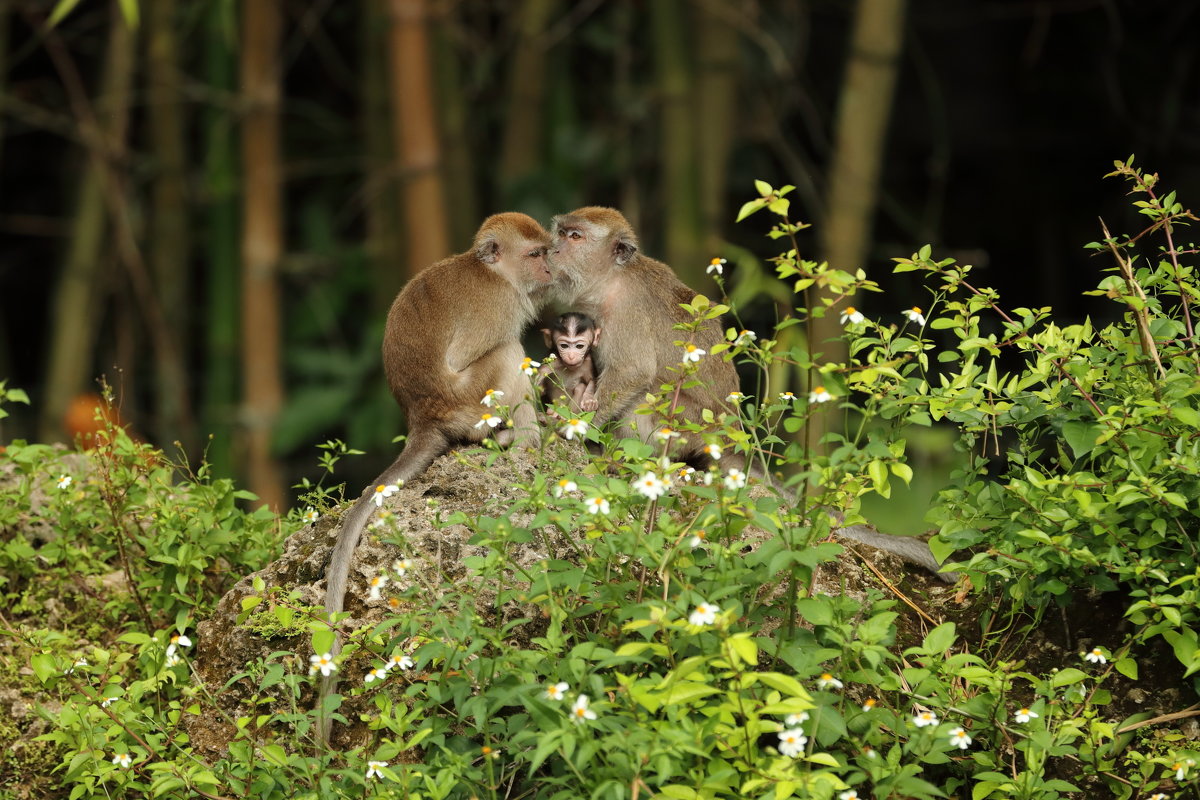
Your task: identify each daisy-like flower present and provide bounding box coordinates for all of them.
[948,727,972,750]
[1148,794,1169,800]
[701,468,717,486]
[387,653,415,671]
[562,418,588,440]
[393,557,411,577]
[862,698,878,712]
[816,673,844,690]
[571,694,597,723]
[654,427,679,442]
[545,681,569,701]
[1014,707,1038,723]
[57,474,72,490]
[633,471,669,500]
[726,391,746,403]
[169,633,192,650]
[165,651,182,667]
[778,391,796,402]
[309,652,337,677]
[676,466,696,483]
[838,791,861,800]
[701,443,722,461]
[913,710,938,728]
[863,747,878,759]
[777,728,808,757]
[368,573,388,601]
[372,483,400,507]
[553,478,578,497]
[840,306,865,326]
[784,712,810,727]
[689,601,719,626]
[735,330,757,346]
[809,386,833,404]
[101,696,116,708]
[520,357,541,376]
[723,468,747,490]
[903,306,926,326]
[687,530,707,548]
[302,508,320,524]
[584,496,610,516]
[364,667,388,684]
[370,510,396,530]
[1084,647,1107,664]
[366,761,388,780]
[682,344,706,363]
[480,388,504,407]
[707,257,727,275]
[112,752,132,768]
[475,413,502,430]
[1174,760,1195,781]
[65,658,87,675]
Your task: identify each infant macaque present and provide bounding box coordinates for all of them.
[538,312,599,413]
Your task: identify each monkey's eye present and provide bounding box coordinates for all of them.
[569,230,583,241]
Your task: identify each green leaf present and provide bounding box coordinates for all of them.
[1049,668,1088,688]
[1114,658,1138,680]
[922,622,957,654]
[47,0,84,27]
[754,179,773,196]
[31,653,57,684]
[1062,421,1102,459]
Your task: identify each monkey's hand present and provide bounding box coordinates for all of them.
[579,397,599,412]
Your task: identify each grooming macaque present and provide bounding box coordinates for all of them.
[547,207,737,464]
[538,312,600,413]
[318,213,553,740]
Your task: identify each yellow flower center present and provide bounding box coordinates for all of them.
[845,306,857,314]
[911,306,922,314]
[813,386,826,394]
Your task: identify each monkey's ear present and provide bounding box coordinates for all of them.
[475,234,501,265]
[613,233,638,266]
[591,327,601,345]
[541,327,553,347]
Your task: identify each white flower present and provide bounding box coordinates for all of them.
[372,483,400,507]
[520,357,541,376]
[689,601,719,626]
[1014,707,1038,723]
[913,710,938,727]
[364,667,388,684]
[392,558,411,577]
[682,344,706,363]
[65,658,87,675]
[707,257,727,275]
[571,694,597,722]
[387,653,414,671]
[778,391,796,402]
[840,306,865,326]
[309,652,337,677]
[701,468,717,486]
[816,673,844,690]
[808,386,833,404]
[777,728,808,757]
[723,468,747,490]
[677,466,696,483]
[1148,794,1170,800]
[170,633,192,649]
[701,443,722,461]
[687,530,707,548]
[553,478,578,497]
[784,712,809,727]
[101,696,116,708]
[862,698,878,712]
[165,651,182,667]
[726,391,746,403]
[838,791,861,800]
[475,413,502,429]
[481,389,504,407]
[584,496,610,516]
[1084,647,1107,664]
[1174,759,1195,780]
[734,330,757,346]
[654,427,679,442]
[368,573,388,601]
[948,727,972,750]
[545,681,569,701]
[112,752,132,768]
[903,306,926,326]
[366,760,388,780]
[371,510,395,530]
[302,508,320,524]
[562,418,588,440]
[57,474,72,490]
[633,472,669,500]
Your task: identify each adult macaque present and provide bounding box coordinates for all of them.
[318,213,553,740]
[547,206,737,463]
[538,312,600,413]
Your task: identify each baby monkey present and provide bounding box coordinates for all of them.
[539,312,600,413]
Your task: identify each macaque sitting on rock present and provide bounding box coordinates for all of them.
[538,312,600,414]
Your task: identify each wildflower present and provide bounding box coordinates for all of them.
[1014,707,1038,723]
[1084,647,1107,664]
[387,653,414,671]
[112,752,132,768]
[562,418,588,440]
[689,601,719,626]
[816,673,844,690]
[687,530,707,548]
[368,573,388,601]
[778,728,808,757]
[372,483,400,507]
[481,389,504,407]
[57,474,72,490]
[1148,794,1169,800]
[553,478,578,497]
[707,257,727,275]
[701,442,722,461]
[1174,760,1195,781]
[913,710,938,728]
[393,558,411,577]
[571,694,598,722]
[863,747,878,759]
[808,386,833,404]
[366,761,388,780]
[633,471,669,500]
[677,466,696,483]
[723,468,747,490]
[655,427,680,442]
[165,651,182,667]
[545,681,569,701]
[862,698,877,712]
[169,633,192,650]
[364,667,388,684]
[701,468,717,486]
[839,792,861,800]
[785,712,810,727]
[371,510,395,530]
[302,508,320,524]
[481,745,498,758]
[840,306,865,326]
[309,652,337,677]
[726,391,746,403]
[903,306,926,326]
[101,697,115,708]
[735,330,757,346]
[65,658,87,675]
[584,496,610,516]
[779,391,796,402]
[475,413,502,430]
[948,727,972,750]
[682,344,706,363]
[520,357,541,376]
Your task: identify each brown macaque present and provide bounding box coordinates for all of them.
[546,207,737,464]
[538,312,600,413]
[318,213,553,740]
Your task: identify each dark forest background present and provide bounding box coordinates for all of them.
[0,0,1197,511]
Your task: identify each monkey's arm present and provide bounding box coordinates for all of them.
[447,323,519,374]
[835,524,956,583]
